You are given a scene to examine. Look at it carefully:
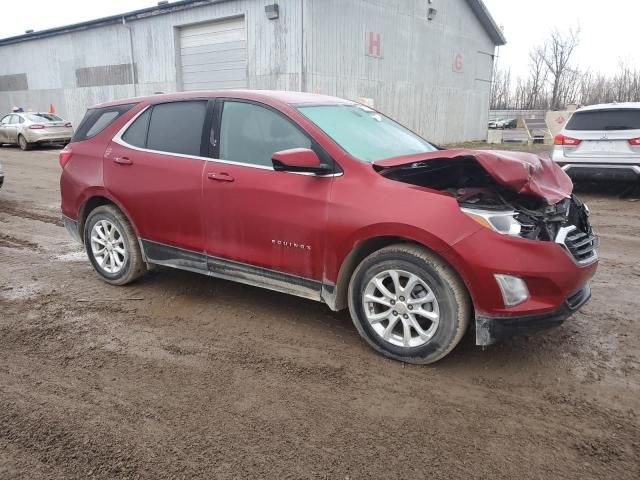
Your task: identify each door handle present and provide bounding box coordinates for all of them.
[207,172,234,182]
[114,156,133,165]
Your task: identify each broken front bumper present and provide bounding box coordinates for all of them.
[475,283,591,346]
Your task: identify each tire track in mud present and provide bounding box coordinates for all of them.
[0,233,41,250]
[0,200,62,226]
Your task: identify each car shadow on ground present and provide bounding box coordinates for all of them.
[573,179,640,198]
[0,143,65,151]
[134,265,566,370]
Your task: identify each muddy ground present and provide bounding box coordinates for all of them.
[0,144,638,479]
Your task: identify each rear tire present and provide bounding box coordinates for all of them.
[348,244,471,364]
[84,205,147,285]
[18,135,31,151]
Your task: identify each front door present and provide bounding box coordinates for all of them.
[0,115,17,143]
[203,99,335,283]
[104,100,209,260]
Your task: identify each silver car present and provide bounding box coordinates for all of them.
[0,112,74,151]
[552,102,640,181]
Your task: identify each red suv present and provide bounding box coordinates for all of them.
[60,91,598,364]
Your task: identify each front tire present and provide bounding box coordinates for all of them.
[18,135,31,151]
[84,205,147,285]
[348,244,471,364]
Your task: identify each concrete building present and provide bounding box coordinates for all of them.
[0,0,505,143]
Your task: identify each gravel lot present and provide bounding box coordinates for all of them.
[1,145,639,479]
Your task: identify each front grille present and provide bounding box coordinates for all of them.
[556,226,598,264]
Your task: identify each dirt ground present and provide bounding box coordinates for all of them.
[0,144,639,479]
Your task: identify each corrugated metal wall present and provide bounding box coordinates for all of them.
[0,0,304,127]
[304,0,496,143]
[0,0,495,143]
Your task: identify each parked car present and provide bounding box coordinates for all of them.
[552,102,640,181]
[60,91,598,364]
[488,118,516,130]
[502,118,517,129]
[0,112,74,150]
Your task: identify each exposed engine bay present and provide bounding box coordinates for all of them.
[380,156,594,244]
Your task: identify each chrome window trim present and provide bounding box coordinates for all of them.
[112,104,342,177]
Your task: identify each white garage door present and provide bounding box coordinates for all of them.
[179,17,247,91]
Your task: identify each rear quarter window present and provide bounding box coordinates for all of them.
[566,109,640,131]
[72,103,135,142]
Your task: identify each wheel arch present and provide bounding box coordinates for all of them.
[77,194,139,244]
[324,230,476,313]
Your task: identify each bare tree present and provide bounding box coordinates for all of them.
[490,68,512,110]
[540,28,580,110]
[489,29,640,111]
[526,47,549,109]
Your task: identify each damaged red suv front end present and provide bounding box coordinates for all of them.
[376,148,598,345]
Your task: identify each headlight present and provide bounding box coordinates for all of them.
[462,208,522,236]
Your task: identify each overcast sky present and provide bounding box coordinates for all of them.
[1,0,638,80]
[483,0,640,77]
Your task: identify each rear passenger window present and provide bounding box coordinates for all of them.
[566,109,640,131]
[218,101,311,167]
[72,103,135,142]
[122,108,151,148]
[146,101,207,156]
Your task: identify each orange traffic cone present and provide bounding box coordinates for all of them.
[49,103,55,114]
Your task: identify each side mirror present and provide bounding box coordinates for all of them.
[272,148,332,174]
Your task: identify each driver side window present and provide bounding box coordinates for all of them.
[1,115,11,125]
[218,101,311,167]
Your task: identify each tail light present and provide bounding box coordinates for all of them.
[554,133,581,146]
[64,122,72,128]
[629,138,640,146]
[59,146,73,169]
[29,124,45,130]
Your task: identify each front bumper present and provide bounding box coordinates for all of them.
[475,283,591,346]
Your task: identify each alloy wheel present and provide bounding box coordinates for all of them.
[90,219,127,274]
[362,269,440,348]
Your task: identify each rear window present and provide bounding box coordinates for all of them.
[72,103,135,142]
[566,109,640,131]
[26,113,62,122]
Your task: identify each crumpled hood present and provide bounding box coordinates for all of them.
[373,148,573,204]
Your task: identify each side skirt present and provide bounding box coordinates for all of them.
[141,239,324,302]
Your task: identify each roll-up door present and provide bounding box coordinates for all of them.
[179,17,247,91]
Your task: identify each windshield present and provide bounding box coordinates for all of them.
[26,113,62,123]
[566,109,640,131]
[297,104,437,162]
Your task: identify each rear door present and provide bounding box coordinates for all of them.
[562,108,640,163]
[202,99,334,281]
[105,100,210,258]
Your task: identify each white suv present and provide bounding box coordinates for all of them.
[552,103,640,181]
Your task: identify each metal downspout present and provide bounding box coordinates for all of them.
[122,16,137,96]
